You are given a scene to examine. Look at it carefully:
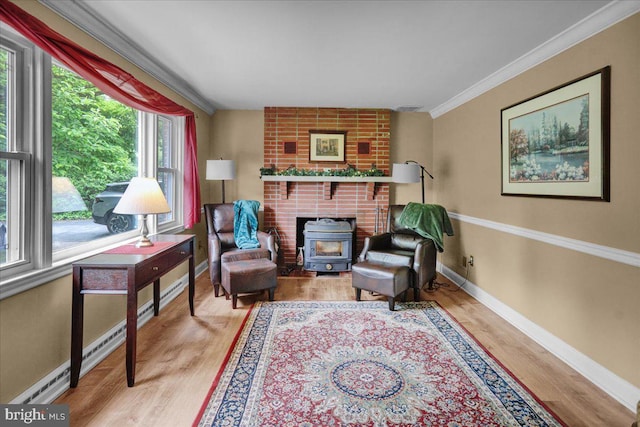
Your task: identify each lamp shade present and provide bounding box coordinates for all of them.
[392,163,421,183]
[206,159,236,180]
[113,177,170,215]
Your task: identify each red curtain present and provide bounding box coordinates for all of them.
[0,0,201,228]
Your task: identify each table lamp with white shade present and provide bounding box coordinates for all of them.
[113,177,170,247]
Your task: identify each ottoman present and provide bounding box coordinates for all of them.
[221,258,277,309]
[352,261,410,311]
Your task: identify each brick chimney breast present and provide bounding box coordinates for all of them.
[263,107,391,267]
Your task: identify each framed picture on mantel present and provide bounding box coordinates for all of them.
[309,130,346,162]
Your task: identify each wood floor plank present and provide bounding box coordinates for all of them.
[55,273,635,426]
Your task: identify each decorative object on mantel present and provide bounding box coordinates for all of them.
[113,177,171,248]
[260,163,386,177]
[392,160,434,204]
[206,158,236,203]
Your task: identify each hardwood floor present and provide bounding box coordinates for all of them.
[55,272,635,426]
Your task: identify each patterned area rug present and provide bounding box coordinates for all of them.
[194,301,565,426]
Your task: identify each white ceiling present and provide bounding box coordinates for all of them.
[46,1,635,115]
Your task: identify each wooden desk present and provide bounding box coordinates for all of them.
[70,234,195,387]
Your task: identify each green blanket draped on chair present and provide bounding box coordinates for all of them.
[233,200,261,249]
[398,202,454,252]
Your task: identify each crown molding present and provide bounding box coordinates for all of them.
[430,0,640,118]
[39,0,216,115]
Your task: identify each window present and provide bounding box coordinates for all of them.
[156,114,183,229]
[51,61,139,259]
[137,111,183,234]
[0,31,33,277]
[0,26,184,294]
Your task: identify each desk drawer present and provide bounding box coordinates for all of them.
[136,241,192,284]
[82,268,128,291]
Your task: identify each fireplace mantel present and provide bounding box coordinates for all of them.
[261,175,392,200]
[261,176,392,183]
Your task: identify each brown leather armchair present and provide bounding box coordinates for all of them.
[204,203,277,297]
[358,205,437,300]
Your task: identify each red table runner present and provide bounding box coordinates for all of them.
[104,241,174,255]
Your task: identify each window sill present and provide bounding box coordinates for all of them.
[0,261,75,301]
[0,229,186,301]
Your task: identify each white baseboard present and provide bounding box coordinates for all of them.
[439,263,640,412]
[11,260,209,405]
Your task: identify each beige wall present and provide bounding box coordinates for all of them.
[434,13,640,387]
[207,110,264,205]
[0,1,211,402]
[390,112,434,205]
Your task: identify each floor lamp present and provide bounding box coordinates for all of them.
[206,159,236,203]
[392,161,447,289]
[392,161,434,203]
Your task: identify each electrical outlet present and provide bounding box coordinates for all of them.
[462,256,467,267]
[469,255,474,266]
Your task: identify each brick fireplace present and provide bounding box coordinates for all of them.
[263,107,391,268]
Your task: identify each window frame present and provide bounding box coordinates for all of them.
[138,112,184,235]
[0,25,185,300]
[0,28,39,279]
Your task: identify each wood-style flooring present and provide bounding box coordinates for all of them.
[55,272,635,426]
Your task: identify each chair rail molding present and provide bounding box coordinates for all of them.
[448,211,640,268]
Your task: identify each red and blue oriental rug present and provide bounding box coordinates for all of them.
[194,301,565,426]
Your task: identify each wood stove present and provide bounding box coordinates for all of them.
[303,218,355,272]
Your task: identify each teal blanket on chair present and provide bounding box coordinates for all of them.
[398,202,454,252]
[233,200,261,249]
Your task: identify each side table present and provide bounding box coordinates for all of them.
[70,234,195,387]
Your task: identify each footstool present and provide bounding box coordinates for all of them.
[221,258,277,309]
[351,261,410,311]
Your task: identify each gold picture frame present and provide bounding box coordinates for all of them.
[309,130,346,163]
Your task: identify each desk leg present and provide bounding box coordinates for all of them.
[126,288,138,387]
[153,279,160,316]
[70,267,84,388]
[189,253,195,316]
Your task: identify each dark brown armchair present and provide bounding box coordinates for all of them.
[358,205,437,300]
[204,203,277,297]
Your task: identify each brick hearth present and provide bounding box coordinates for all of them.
[263,107,391,267]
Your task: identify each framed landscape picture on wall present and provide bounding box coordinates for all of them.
[309,130,346,162]
[501,66,610,201]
